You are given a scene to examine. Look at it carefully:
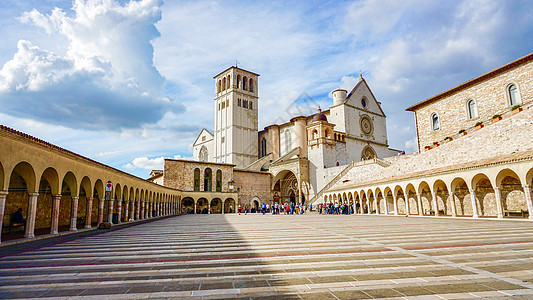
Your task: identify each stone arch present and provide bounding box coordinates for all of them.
[418,181,433,215]
[403,183,416,215]
[432,180,450,216]
[243,76,248,90]
[526,167,533,187]
[367,189,376,213]
[249,78,254,92]
[78,176,92,228]
[60,172,77,231]
[210,198,222,214]
[181,197,194,214]
[11,162,37,193]
[40,167,60,195]
[3,162,37,239]
[197,198,209,214]
[224,198,235,213]
[451,177,472,216]
[375,187,384,214]
[34,167,57,236]
[361,146,376,161]
[222,77,226,91]
[383,187,393,215]
[394,185,406,215]
[496,169,526,217]
[471,173,497,217]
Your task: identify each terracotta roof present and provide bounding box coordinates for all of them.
[406,52,533,111]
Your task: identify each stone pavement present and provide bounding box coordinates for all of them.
[2,214,533,299]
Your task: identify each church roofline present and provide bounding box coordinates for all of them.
[406,51,533,112]
[213,66,260,78]
[165,158,236,167]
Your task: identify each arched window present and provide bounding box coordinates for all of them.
[261,138,267,157]
[227,75,231,89]
[431,113,440,131]
[312,129,318,139]
[249,78,254,92]
[243,76,247,90]
[249,101,253,110]
[238,98,241,107]
[237,75,241,89]
[204,168,212,192]
[284,129,292,154]
[222,77,226,91]
[217,80,221,93]
[199,146,208,162]
[508,84,520,106]
[361,146,376,161]
[194,168,200,191]
[466,99,478,119]
[216,170,222,192]
[325,129,330,138]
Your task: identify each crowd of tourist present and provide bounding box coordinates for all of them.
[236,202,364,215]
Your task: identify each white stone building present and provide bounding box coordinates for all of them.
[193,66,400,205]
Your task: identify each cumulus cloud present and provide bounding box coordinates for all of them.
[0,0,183,130]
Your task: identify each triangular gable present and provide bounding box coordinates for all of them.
[345,78,386,117]
[192,128,214,146]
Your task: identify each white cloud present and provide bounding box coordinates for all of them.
[0,0,184,130]
[124,154,191,170]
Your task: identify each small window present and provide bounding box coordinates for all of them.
[431,113,440,131]
[222,102,225,109]
[361,97,367,108]
[509,84,520,106]
[221,137,225,143]
[218,103,221,111]
[466,99,478,119]
[226,99,229,107]
[243,100,248,109]
[238,98,241,107]
[249,101,253,110]
[202,136,206,141]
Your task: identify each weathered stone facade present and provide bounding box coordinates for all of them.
[233,170,271,208]
[408,53,533,152]
[163,159,234,192]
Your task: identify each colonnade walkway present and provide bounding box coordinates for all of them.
[2,215,533,299]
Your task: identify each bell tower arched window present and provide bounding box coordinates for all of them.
[249,78,254,92]
[243,76,247,90]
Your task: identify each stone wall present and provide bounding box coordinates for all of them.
[164,159,234,192]
[412,57,533,151]
[233,170,271,206]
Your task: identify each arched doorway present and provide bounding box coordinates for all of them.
[197,198,209,214]
[224,198,235,213]
[251,199,260,213]
[210,198,222,214]
[181,197,194,214]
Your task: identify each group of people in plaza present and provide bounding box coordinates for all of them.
[238,202,308,215]
[316,202,359,215]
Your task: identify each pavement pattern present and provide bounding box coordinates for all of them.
[2,214,533,299]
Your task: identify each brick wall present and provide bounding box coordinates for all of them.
[164,159,234,192]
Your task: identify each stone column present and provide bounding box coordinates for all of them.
[493,187,504,219]
[375,198,380,214]
[124,200,129,222]
[98,198,105,224]
[69,196,79,231]
[470,189,479,218]
[449,192,457,217]
[85,197,93,228]
[208,201,211,214]
[523,185,533,220]
[25,193,39,238]
[366,199,371,214]
[404,193,410,216]
[417,194,423,216]
[108,199,115,224]
[384,195,389,215]
[140,201,144,220]
[393,194,398,215]
[148,202,152,218]
[135,201,139,220]
[194,201,197,214]
[222,201,225,214]
[130,200,135,220]
[117,200,122,224]
[50,194,61,234]
[432,192,439,217]
[0,191,8,243]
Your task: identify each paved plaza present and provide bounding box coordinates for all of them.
[2,215,533,299]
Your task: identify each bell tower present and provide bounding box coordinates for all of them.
[213,66,259,168]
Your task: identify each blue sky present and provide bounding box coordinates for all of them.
[1,0,532,178]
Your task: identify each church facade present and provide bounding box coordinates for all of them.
[183,66,400,209]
